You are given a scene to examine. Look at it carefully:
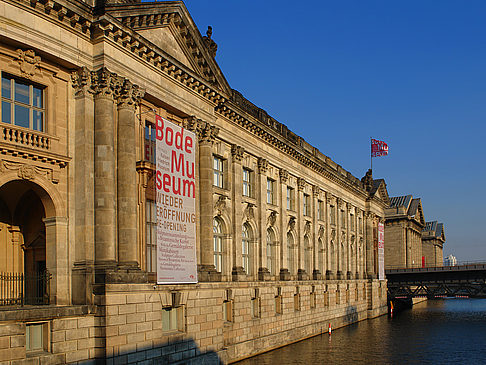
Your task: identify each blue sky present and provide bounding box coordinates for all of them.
[182,1,486,261]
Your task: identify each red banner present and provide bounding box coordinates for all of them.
[371,138,388,157]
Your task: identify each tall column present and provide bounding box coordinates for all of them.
[195,119,220,281]
[312,185,321,279]
[231,144,245,281]
[297,177,307,280]
[326,193,334,279]
[279,169,290,280]
[92,68,117,273]
[336,198,344,280]
[365,212,376,278]
[346,203,352,279]
[71,67,95,304]
[257,157,270,281]
[116,79,144,268]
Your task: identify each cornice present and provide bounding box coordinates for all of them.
[215,101,369,200]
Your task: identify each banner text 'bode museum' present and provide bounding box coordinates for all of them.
[155,115,197,284]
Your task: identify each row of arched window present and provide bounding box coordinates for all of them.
[212,217,335,277]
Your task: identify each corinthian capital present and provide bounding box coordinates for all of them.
[116,78,145,109]
[231,144,245,162]
[90,67,118,99]
[196,120,219,144]
[71,67,93,97]
[257,157,268,174]
[297,177,306,191]
[279,168,289,183]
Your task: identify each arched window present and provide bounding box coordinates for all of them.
[318,238,324,274]
[266,229,275,275]
[304,235,311,274]
[287,232,294,275]
[242,223,251,275]
[213,218,224,273]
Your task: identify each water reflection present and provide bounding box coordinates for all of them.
[236,299,486,365]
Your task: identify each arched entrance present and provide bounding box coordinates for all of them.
[0,180,56,305]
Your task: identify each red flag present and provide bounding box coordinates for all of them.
[371,139,388,157]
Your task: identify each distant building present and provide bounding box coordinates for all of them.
[444,254,458,266]
[385,195,425,268]
[422,221,446,267]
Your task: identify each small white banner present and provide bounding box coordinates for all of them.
[378,222,385,280]
[155,115,197,284]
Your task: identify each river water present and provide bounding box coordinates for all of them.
[236,299,486,365]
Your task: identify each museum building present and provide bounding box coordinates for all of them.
[0,0,389,363]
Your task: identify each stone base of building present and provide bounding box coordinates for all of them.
[0,280,387,364]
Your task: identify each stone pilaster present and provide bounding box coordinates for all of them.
[296,177,308,280]
[195,119,221,281]
[231,144,246,281]
[279,169,290,280]
[312,185,321,280]
[365,211,376,278]
[346,203,352,280]
[257,157,270,281]
[326,194,334,280]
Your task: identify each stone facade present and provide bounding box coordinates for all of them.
[422,221,445,267]
[0,0,388,363]
[385,195,425,268]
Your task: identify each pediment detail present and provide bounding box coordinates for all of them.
[106,3,231,94]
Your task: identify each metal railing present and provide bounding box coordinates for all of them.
[0,271,51,306]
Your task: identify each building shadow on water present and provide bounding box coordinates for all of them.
[344,305,358,324]
[78,338,222,365]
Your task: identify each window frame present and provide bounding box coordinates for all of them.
[303,193,311,216]
[266,178,275,205]
[242,168,253,197]
[213,155,225,188]
[213,217,224,273]
[242,223,251,275]
[145,199,157,273]
[1,73,46,132]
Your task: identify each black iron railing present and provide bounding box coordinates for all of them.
[0,271,51,306]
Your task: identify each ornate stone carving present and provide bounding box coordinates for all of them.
[214,195,226,216]
[243,203,255,222]
[202,26,218,58]
[312,185,320,197]
[116,78,145,109]
[16,49,41,79]
[267,211,278,227]
[318,225,325,238]
[71,67,93,97]
[0,160,59,183]
[288,216,296,231]
[326,194,334,204]
[304,221,311,235]
[341,232,346,243]
[90,67,118,98]
[279,168,289,183]
[297,177,306,191]
[330,229,336,241]
[231,144,244,162]
[361,168,373,192]
[195,120,219,144]
[257,157,268,174]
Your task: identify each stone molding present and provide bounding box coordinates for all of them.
[279,168,289,183]
[0,159,60,183]
[15,49,41,79]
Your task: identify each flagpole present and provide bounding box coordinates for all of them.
[370,137,372,173]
